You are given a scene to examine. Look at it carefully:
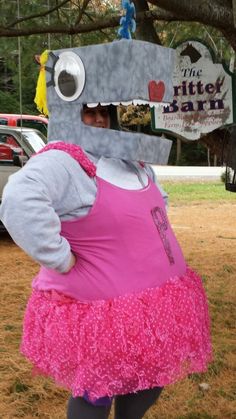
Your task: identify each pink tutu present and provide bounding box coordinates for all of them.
[21,267,212,401]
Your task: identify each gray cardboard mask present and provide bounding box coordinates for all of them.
[46,39,175,164]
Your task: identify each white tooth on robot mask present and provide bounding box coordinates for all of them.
[87,103,99,108]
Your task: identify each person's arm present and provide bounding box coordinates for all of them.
[0,154,76,272]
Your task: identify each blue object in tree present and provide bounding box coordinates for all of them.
[117,0,136,40]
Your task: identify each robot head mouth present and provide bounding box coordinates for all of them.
[81,101,163,132]
[85,100,164,109]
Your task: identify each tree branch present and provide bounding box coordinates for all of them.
[82,11,114,42]
[1,3,236,51]
[0,9,178,38]
[147,0,234,30]
[5,0,71,29]
[74,0,92,27]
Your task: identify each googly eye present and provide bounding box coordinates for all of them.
[54,51,85,101]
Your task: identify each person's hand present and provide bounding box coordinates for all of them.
[64,252,76,273]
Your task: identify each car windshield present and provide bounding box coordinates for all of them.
[20,130,46,152]
[17,119,47,136]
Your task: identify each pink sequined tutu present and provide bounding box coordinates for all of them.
[21,267,212,401]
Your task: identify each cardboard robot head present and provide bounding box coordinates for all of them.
[41,39,175,163]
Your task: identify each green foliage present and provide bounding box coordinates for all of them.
[4,324,15,331]
[0,89,34,114]
[0,2,233,156]
[0,90,20,113]
[10,379,30,394]
[158,21,232,67]
[220,170,226,183]
[0,1,119,115]
[0,34,46,114]
[168,141,209,166]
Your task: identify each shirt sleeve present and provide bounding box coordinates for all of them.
[0,154,74,272]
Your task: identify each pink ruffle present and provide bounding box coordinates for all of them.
[36,142,96,177]
[21,267,212,401]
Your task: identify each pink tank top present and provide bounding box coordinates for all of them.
[33,143,186,301]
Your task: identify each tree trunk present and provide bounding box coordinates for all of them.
[207,148,211,166]
[176,138,182,165]
[134,0,161,44]
[233,0,236,27]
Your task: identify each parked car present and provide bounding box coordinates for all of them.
[0,113,48,136]
[0,126,47,232]
[0,143,23,161]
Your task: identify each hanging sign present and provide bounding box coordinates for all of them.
[152,40,235,140]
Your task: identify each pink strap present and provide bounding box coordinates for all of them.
[36,142,96,177]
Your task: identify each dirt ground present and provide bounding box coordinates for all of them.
[0,201,236,418]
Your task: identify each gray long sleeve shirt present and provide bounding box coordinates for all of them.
[0,150,167,273]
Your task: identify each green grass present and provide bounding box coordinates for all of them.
[161,182,236,203]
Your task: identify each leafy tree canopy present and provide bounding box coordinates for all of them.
[0,0,235,165]
[0,1,235,51]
